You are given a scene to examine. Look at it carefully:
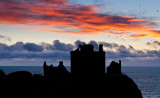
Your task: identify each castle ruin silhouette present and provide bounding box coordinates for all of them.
[43,44,121,80]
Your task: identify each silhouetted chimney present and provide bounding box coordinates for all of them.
[59,61,63,66]
[43,61,47,66]
[99,44,103,52]
[43,61,47,69]
[43,61,47,76]
[58,61,65,69]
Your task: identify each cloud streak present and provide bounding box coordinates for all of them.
[0,0,160,38]
[0,40,160,66]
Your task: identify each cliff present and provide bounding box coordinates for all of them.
[0,69,142,98]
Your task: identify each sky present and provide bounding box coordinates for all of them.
[0,0,160,66]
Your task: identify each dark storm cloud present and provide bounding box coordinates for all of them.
[53,40,73,51]
[23,43,43,52]
[0,42,43,52]
[0,40,71,60]
[0,51,69,60]
[0,40,159,60]
[40,40,74,51]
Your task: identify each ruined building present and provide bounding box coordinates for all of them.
[43,61,69,78]
[107,60,121,74]
[70,44,106,80]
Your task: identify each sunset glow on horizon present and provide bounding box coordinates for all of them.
[0,0,160,66]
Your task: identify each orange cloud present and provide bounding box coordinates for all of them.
[128,34,149,38]
[128,19,146,22]
[0,0,160,38]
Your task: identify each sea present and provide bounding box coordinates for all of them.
[0,66,160,98]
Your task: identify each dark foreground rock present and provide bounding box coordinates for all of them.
[0,70,142,98]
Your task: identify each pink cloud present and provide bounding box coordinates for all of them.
[0,0,160,38]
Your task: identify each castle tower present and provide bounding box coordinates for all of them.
[70,44,105,80]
